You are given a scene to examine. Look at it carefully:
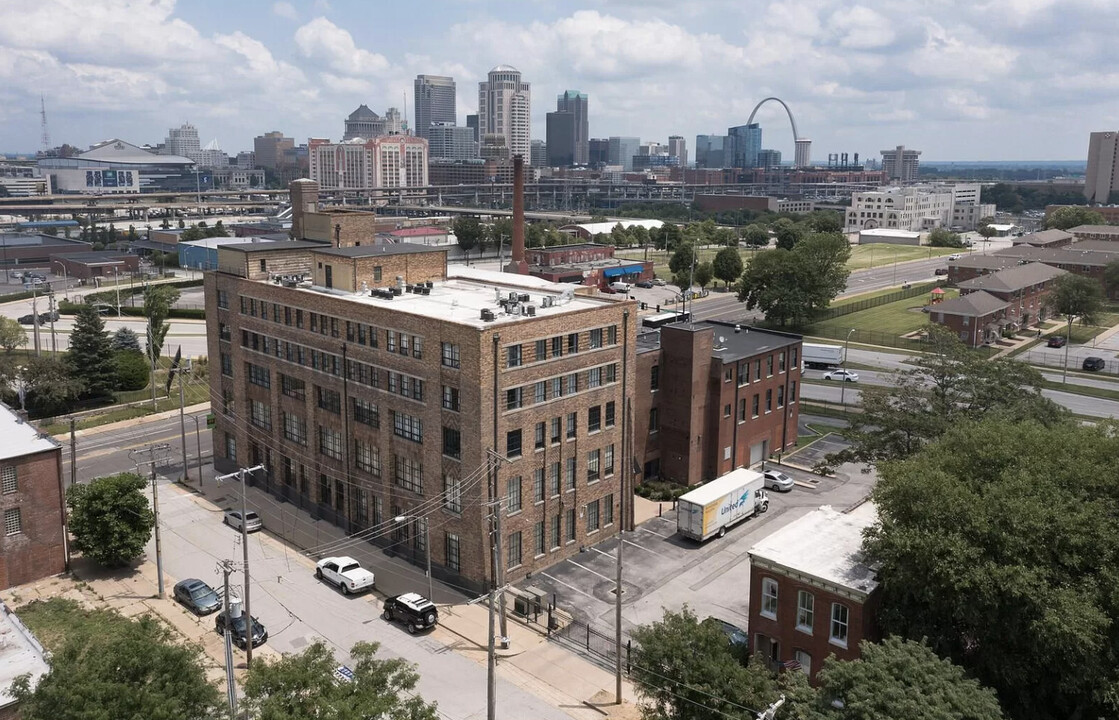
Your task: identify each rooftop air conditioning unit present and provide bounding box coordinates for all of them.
[481,309,496,322]
[519,293,530,302]
[525,305,536,316]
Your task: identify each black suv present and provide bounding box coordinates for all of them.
[383,593,438,634]
[1083,356,1106,372]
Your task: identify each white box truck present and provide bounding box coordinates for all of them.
[803,343,844,369]
[676,468,769,542]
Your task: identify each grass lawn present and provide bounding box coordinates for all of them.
[847,244,960,271]
[16,597,131,653]
[810,289,958,336]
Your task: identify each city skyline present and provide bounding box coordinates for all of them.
[0,0,1116,161]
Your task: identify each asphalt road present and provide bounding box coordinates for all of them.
[62,411,213,485]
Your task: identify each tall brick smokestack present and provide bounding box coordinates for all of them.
[505,154,529,274]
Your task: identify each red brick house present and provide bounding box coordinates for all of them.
[956,262,1064,326]
[946,255,1020,285]
[748,502,880,683]
[632,321,801,485]
[1011,229,1073,248]
[925,290,1011,347]
[0,404,66,590]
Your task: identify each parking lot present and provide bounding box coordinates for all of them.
[521,461,876,636]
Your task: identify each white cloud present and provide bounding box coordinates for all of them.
[830,5,896,49]
[272,1,298,20]
[294,17,391,76]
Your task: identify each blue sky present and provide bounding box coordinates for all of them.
[1,0,1117,161]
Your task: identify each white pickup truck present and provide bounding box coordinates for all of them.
[315,556,376,595]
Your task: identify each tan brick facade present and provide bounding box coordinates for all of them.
[0,447,66,590]
[207,258,637,593]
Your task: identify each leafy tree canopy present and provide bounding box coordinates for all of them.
[22,356,84,418]
[741,224,770,247]
[243,640,438,720]
[771,217,805,250]
[668,242,696,276]
[927,228,964,248]
[712,246,744,287]
[66,305,116,399]
[143,285,181,365]
[0,316,27,353]
[736,232,851,327]
[1104,259,1119,299]
[111,326,142,353]
[67,472,154,567]
[1044,205,1105,230]
[693,261,714,289]
[1045,272,1102,326]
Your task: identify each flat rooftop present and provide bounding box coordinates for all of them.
[0,602,49,710]
[270,265,625,329]
[0,403,59,461]
[749,502,879,598]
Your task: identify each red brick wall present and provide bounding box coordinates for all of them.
[0,448,66,590]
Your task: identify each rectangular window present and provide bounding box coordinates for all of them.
[797,591,815,633]
[507,344,522,368]
[604,444,615,476]
[446,533,461,572]
[724,403,731,418]
[387,331,397,353]
[605,401,616,427]
[649,407,659,433]
[567,373,579,394]
[778,385,785,408]
[565,508,576,542]
[442,426,462,459]
[606,364,617,383]
[318,426,342,460]
[281,374,305,400]
[550,417,561,444]
[393,412,423,443]
[738,398,747,421]
[790,380,797,402]
[650,365,660,391]
[752,394,760,418]
[444,473,462,513]
[586,499,600,532]
[588,406,601,432]
[1,467,16,495]
[506,429,522,458]
[766,388,773,413]
[250,400,272,430]
[565,457,576,490]
[508,531,523,568]
[506,476,522,513]
[608,325,618,345]
[316,386,341,414]
[761,578,778,619]
[506,387,523,410]
[779,351,786,373]
[767,355,774,377]
[442,385,460,411]
[590,328,603,348]
[351,397,379,428]
[534,520,545,556]
[552,513,562,549]
[552,335,563,357]
[394,455,424,494]
[217,289,229,309]
[830,603,849,646]
[534,381,546,404]
[566,412,577,439]
[549,462,561,497]
[534,422,545,450]
[588,367,602,388]
[282,412,306,445]
[354,440,381,476]
[412,336,423,359]
[755,359,762,381]
[533,468,545,503]
[587,449,601,484]
[794,650,812,677]
[724,367,733,383]
[535,339,547,362]
[4,507,21,535]
[226,433,237,463]
[441,342,460,368]
[738,360,749,385]
[604,493,614,525]
[567,332,579,354]
[221,352,232,377]
[247,362,270,388]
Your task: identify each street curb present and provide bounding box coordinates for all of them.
[435,608,528,659]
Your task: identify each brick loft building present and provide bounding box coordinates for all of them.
[206,241,637,593]
[928,262,1065,346]
[748,502,880,683]
[633,321,802,485]
[0,403,66,590]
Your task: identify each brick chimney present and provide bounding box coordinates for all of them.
[289,178,319,240]
[505,155,529,274]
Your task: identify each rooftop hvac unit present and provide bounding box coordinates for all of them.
[406,284,415,293]
[541,296,554,308]
[525,305,536,316]
[422,287,431,295]
[425,281,433,288]
[519,293,530,302]
[481,309,496,322]
[389,287,402,296]
[508,291,519,301]
[509,304,522,316]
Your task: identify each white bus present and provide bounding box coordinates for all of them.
[642,310,691,329]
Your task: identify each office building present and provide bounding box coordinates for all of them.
[756,149,782,170]
[880,145,921,183]
[530,140,547,168]
[668,136,687,167]
[794,139,812,169]
[556,90,589,165]
[728,123,762,169]
[308,136,429,195]
[466,114,479,143]
[478,65,531,159]
[588,138,610,166]
[1084,131,1119,204]
[414,75,457,140]
[206,237,636,593]
[0,402,66,589]
[844,186,955,232]
[427,123,476,161]
[607,137,640,171]
[344,105,395,141]
[164,123,201,158]
[236,151,256,169]
[695,134,732,168]
[546,112,575,167]
[191,138,228,168]
[254,131,295,170]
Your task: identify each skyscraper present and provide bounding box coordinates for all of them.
[254,131,294,169]
[164,123,200,157]
[530,139,547,168]
[608,137,640,171]
[588,138,609,166]
[695,134,731,168]
[546,111,575,167]
[478,65,531,159]
[728,123,761,169]
[556,90,588,164]
[1085,131,1119,203]
[414,75,456,140]
[668,136,688,167]
[427,122,476,160]
[465,114,479,143]
[880,145,921,183]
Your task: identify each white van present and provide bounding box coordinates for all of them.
[609,281,632,293]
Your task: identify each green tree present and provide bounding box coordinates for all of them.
[1044,205,1105,230]
[693,261,714,290]
[243,640,438,720]
[976,224,997,245]
[668,242,696,277]
[741,224,770,247]
[453,216,483,260]
[1104,258,1119,299]
[1045,272,1102,332]
[21,356,83,417]
[823,324,1064,468]
[771,218,804,250]
[927,228,964,247]
[712,246,744,288]
[864,418,1119,720]
[812,637,1005,720]
[143,285,181,365]
[67,472,154,567]
[110,327,142,353]
[66,305,116,400]
[630,607,779,720]
[736,232,851,327]
[12,601,222,720]
[0,316,27,353]
[113,350,150,391]
[806,210,843,234]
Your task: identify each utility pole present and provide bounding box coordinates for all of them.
[178,358,190,482]
[48,293,56,354]
[69,417,76,490]
[147,319,157,409]
[219,560,237,717]
[129,443,171,598]
[616,309,629,705]
[216,465,264,667]
[30,283,41,356]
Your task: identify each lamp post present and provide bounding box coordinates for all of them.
[189,413,205,487]
[51,260,69,301]
[394,514,433,601]
[840,328,856,409]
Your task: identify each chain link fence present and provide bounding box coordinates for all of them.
[816,280,943,322]
[1018,348,1119,376]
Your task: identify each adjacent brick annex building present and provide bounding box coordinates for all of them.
[207,240,637,593]
[633,321,801,485]
[0,403,66,590]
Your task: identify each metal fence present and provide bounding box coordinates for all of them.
[804,325,1000,357]
[1018,348,1119,376]
[815,280,943,321]
[551,614,632,672]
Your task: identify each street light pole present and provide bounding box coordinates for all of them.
[52,260,69,301]
[189,413,204,487]
[841,328,855,409]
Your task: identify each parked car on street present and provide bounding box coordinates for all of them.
[215,609,268,648]
[934,268,948,276]
[708,618,748,648]
[763,470,795,493]
[383,593,439,634]
[948,253,962,261]
[635,280,654,289]
[652,278,667,286]
[1083,356,1106,371]
[822,369,859,382]
[315,556,376,595]
[224,510,262,533]
[17,314,35,325]
[1046,335,1067,348]
[173,578,221,615]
